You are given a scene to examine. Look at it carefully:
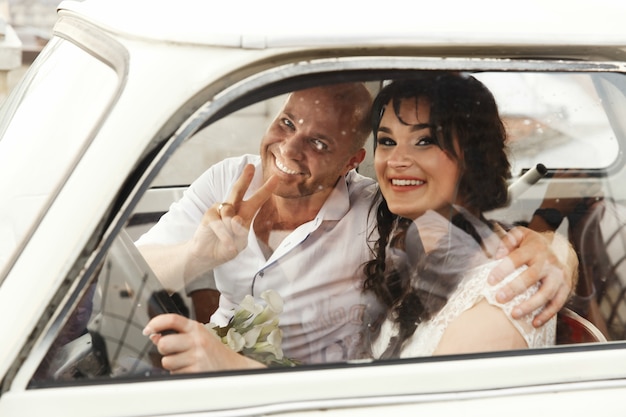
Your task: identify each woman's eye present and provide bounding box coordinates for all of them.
[376,137,395,147]
[416,136,435,146]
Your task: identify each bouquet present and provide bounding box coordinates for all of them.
[205,290,298,367]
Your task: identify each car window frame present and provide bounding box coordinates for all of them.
[11,54,626,394]
[0,15,129,287]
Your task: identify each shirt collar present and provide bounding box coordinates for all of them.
[316,173,351,222]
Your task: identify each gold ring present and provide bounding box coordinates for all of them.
[217,202,232,216]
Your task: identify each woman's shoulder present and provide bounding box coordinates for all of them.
[471,262,556,348]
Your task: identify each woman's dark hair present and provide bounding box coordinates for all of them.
[364,72,511,357]
[372,72,510,212]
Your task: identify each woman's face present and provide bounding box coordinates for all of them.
[374,96,462,219]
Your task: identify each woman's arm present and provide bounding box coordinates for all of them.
[433,299,527,355]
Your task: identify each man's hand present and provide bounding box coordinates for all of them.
[184,164,279,277]
[488,226,578,327]
[138,164,279,294]
[143,314,264,373]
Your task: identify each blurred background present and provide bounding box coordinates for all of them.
[0,0,62,102]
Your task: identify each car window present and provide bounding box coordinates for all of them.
[477,72,619,172]
[148,73,620,190]
[149,95,288,188]
[0,37,120,282]
[27,70,626,387]
[30,230,174,383]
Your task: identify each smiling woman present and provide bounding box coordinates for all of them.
[365,73,553,359]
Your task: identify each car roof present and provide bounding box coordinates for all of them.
[59,0,626,49]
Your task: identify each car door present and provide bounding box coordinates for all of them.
[3,20,626,417]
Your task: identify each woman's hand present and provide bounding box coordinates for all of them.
[143,314,265,373]
[488,226,577,327]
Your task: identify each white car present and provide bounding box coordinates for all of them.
[2,0,626,415]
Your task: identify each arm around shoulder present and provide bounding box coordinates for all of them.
[544,230,579,295]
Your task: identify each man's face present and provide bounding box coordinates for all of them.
[260,87,366,200]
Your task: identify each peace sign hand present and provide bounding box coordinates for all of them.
[186,164,279,275]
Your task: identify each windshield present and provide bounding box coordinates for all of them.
[0,38,118,281]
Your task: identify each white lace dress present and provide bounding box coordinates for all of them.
[370,210,556,359]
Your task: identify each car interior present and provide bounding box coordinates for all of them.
[27,69,626,386]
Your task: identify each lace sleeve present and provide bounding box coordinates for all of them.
[397,261,556,358]
[481,263,556,348]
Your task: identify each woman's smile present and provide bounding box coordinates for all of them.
[389,177,426,187]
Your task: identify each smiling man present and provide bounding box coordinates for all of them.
[136,82,575,372]
[137,84,381,367]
